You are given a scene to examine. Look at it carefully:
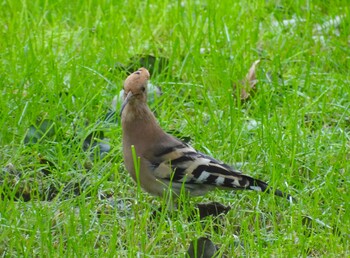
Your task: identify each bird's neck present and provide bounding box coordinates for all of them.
[121,101,155,122]
[121,102,164,140]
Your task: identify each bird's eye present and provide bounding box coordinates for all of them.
[141,86,146,92]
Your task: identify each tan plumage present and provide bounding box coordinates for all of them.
[121,68,294,202]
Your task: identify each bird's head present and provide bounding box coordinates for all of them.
[120,68,150,116]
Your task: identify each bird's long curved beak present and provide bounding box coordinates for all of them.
[120,91,133,116]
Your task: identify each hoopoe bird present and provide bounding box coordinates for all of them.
[120,68,294,202]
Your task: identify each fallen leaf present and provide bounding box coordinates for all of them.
[195,202,231,219]
[233,59,261,101]
[187,237,218,258]
[112,54,169,76]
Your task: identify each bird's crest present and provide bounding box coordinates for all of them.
[124,67,150,94]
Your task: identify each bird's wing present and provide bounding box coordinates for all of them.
[149,138,266,192]
[145,135,294,201]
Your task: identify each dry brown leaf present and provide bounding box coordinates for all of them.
[233,59,261,101]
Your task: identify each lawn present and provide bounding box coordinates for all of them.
[0,0,349,256]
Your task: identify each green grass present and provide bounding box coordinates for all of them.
[1,0,349,256]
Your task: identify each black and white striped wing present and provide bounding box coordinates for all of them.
[151,141,267,192]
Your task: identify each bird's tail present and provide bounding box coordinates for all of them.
[248,176,296,203]
[221,172,296,203]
